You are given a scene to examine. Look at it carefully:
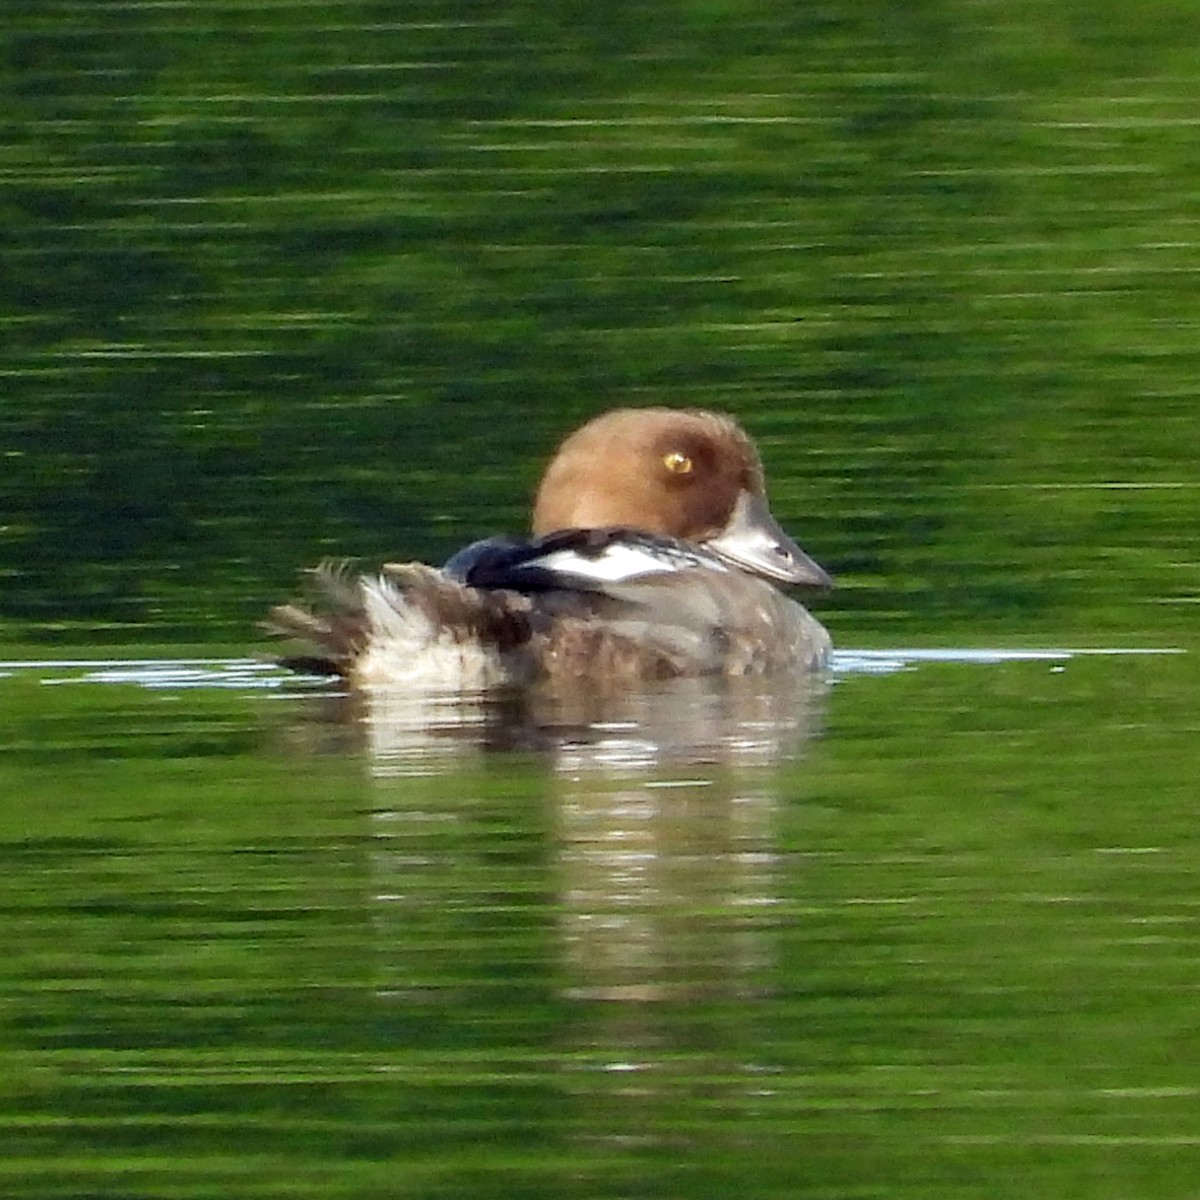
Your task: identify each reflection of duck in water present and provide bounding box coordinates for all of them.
[270,407,833,689]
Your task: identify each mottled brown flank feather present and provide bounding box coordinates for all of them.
[379,563,533,650]
[534,622,685,682]
[267,561,536,679]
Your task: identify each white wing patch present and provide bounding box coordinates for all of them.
[533,542,727,583]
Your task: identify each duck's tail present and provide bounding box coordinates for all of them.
[267,561,535,688]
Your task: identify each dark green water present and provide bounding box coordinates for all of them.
[3,0,1200,646]
[2,647,1197,1199]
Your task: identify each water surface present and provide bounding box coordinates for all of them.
[2,646,1196,1199]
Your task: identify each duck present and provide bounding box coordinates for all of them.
[269,407,833,688]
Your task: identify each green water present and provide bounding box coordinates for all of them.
[2,649,1197,1199]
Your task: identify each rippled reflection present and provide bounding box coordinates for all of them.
[346,675,825,1151]
[357,680,822,970]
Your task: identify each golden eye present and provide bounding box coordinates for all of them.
[662,451,694,476]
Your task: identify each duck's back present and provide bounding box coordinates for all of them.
[527,565,830,682]
[442,527,828,681]
[270,530,829,689]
